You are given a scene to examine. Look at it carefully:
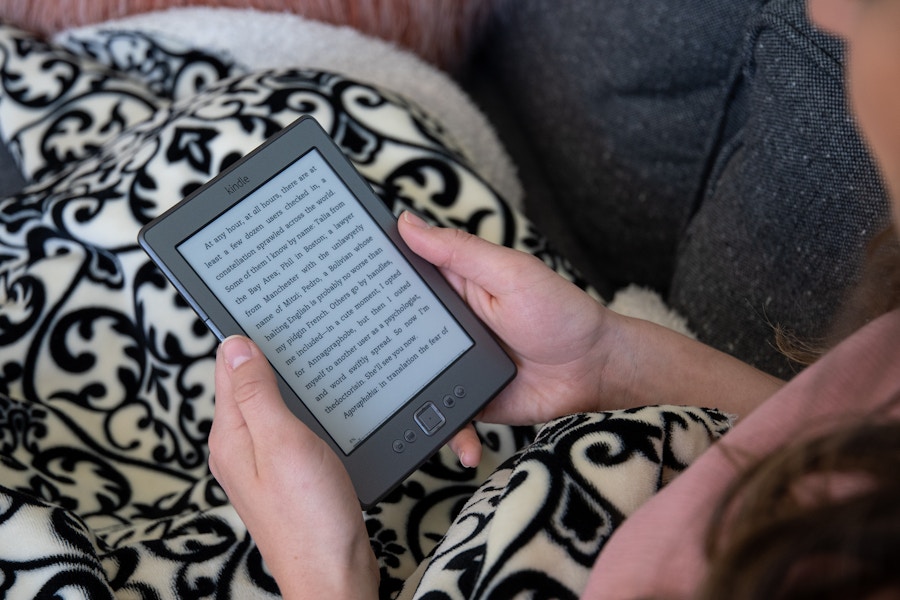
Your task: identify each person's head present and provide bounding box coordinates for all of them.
[697,413,900,600]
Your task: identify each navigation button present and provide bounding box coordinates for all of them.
[453,385,467,398]
[414,402,445,436]
[403,429,418,443]
[392,440,406,453]
[442,394,456,409]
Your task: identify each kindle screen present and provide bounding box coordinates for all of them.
[178,148,473,454]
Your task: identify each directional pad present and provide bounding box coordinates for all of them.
[414,402,445,435]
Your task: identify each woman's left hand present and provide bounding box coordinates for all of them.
[208,336,379,600]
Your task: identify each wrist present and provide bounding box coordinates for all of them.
[590,309,645,411]
[600,315,783,417]
[275,542,379,600]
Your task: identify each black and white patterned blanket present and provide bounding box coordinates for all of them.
[0,14,731,599]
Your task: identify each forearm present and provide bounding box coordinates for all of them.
[275,557,379,600]
[598,314,785,418]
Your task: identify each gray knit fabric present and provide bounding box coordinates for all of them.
[469,0,890,377]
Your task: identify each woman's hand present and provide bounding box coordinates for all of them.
[398,211,619,466]
[208,336,379,600]
[398,211,784,468]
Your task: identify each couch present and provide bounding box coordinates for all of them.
[461,0,890,378]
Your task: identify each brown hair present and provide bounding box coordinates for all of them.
[697,407,900,600]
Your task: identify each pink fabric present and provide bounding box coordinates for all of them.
[583,309,900,599]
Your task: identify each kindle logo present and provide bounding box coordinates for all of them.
[225,176,250,195]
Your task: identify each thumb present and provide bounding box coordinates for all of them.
[397,210,529,293]
[213,336,295,453]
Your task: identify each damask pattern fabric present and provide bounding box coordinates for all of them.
[399,407,732,599]
[0,18,729,599]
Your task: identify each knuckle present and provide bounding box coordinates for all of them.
[231,369,271,408]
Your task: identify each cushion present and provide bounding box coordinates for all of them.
[668,0,890,376]
[471,0,891,378]
[0,0,499,72]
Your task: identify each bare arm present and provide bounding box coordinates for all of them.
[607,314,785,417]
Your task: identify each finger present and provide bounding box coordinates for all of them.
[447,423,483,468]
[216,336,300,461]
[397,210,539,293]
[209,338,256,482]
[212,337,250,430]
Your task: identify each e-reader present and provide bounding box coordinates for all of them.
[138,115,516,508]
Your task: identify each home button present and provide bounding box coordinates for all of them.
[414,402,445,436]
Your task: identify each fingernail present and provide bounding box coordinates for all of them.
[459,452,472,469]
[222,336,254,370]
[402,210,431,229]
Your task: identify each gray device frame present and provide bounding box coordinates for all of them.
[138,115,515,508]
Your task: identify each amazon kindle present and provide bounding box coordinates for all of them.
[138,116,515,507]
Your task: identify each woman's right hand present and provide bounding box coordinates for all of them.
[398,211,622,464]
[398,211,784,467]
